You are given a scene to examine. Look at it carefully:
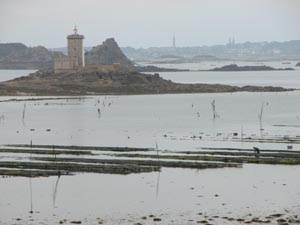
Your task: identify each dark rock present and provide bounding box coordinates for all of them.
[226,217,235,221]
[135,65,189,72]
[85,38,134,68]
[270,213,283,218]
[197,220,208,223]
[153,218,162,222]
[296,62,300,66]
[70,221,82,224]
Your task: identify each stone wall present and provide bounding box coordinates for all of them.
[54,57,78,72]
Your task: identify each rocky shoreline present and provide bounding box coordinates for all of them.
[4,211,300,225]
[0,68,292,96]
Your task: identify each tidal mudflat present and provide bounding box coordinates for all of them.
[0,91,300,224]
[1,165,300,224]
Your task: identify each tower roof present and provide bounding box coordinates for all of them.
[67,25,84,39]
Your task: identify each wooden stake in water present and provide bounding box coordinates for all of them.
[22,103,26,122]
[155,140,161,199]
[155,140,159,162]
[29,140,33,214]
[211,100,217,120]
[53,174,61,208]
[53,145,58,172]
[241,125,244,146]
[258,102,264,136]
[97,108,101,118]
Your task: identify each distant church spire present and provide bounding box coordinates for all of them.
[228,36,236,46]
[173,35,176,48]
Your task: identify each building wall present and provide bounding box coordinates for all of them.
[54,57,77,72]
[67,36,85,67]
[54,34,85,73]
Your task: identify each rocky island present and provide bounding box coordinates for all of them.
[209,64,294,71]
[135,65,189,72]
[0,67,291,96]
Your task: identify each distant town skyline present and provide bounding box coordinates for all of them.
[1,0,300,48]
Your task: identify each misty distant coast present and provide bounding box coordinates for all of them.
[2,40,300,70]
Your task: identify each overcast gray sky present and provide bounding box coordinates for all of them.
[1,0,300,48]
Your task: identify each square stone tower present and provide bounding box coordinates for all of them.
[54,26,85,72]
[67,26,85,67]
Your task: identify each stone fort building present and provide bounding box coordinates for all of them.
[54,26,85,72]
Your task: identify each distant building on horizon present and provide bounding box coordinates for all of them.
[173,35,176,48]
[54,26,85,72]
[227,37,236,46]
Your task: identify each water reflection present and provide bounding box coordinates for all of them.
[52,175,61,208]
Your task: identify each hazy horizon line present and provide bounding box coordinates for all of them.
[2,38,300,50]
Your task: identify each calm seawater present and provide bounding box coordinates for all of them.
[0,61,299,88]
[0,64,300,224]
[0,69,37,82]
[158,70,300,88]
[142,61,300,88]
[0,92,299,150]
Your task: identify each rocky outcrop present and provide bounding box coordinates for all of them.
[85,38,134,68]
[0,43,28,56]
[210,64,294,71]
[296,62,300,67]
[0,43,63,69]
[0,68,291,96]
[135,65,189,72]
